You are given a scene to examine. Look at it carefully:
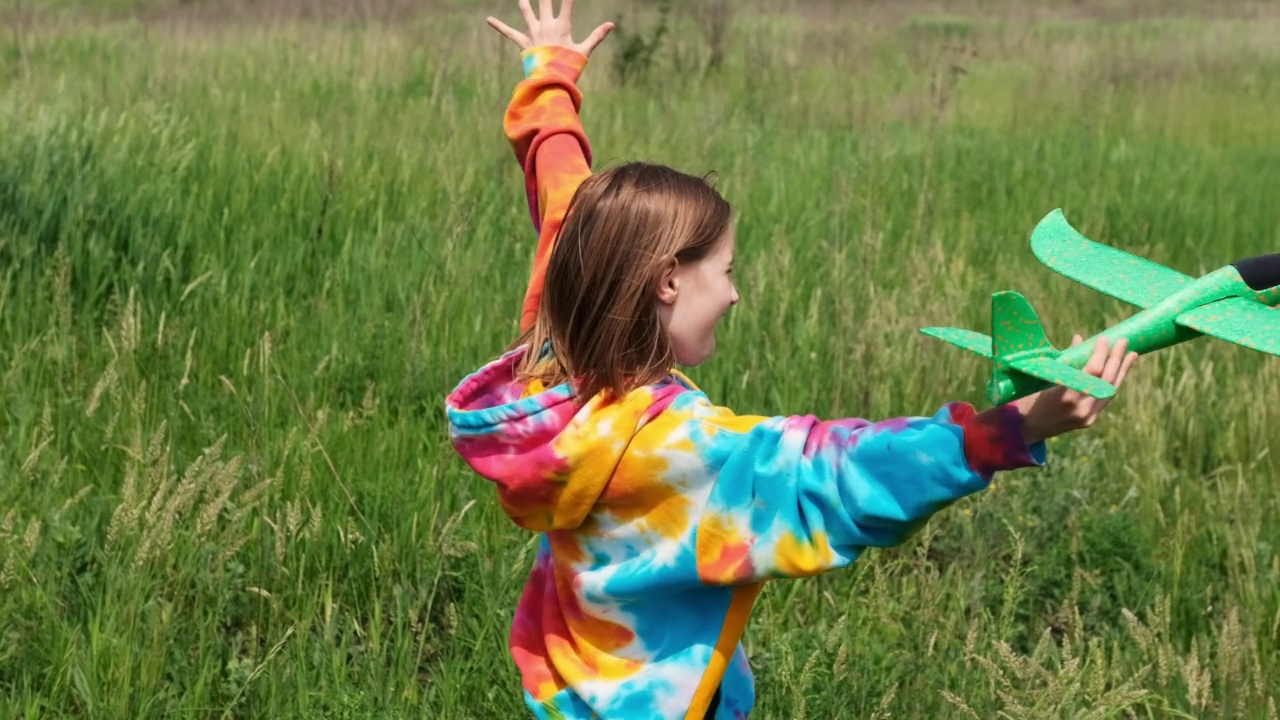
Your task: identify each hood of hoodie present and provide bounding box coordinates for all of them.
[444,345,693,532]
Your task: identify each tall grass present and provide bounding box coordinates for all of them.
[1,1,1278,716]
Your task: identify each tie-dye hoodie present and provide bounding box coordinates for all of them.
[445,46,1048,720]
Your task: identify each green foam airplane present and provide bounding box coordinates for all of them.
[921,209,1280,406]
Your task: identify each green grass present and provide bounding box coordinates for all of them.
[2,1,1279,717]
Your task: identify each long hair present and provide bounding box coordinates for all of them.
[513,162,732,401]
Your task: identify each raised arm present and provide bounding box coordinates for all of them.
[505,48,592,331]
[488,1,615,332]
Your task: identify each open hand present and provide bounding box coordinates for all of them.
[487,0,615,57]
[1014,336,1139,444]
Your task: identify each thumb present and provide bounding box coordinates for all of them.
[580,22,615,54]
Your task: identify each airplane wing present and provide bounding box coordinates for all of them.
[1029,209,1193,309]
[1174,297,1280,357]
[919,327,993,358]
[1006,356,1118,400]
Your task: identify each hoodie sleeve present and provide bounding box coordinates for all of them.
[671,398,1046,585]
[503,46,594,333]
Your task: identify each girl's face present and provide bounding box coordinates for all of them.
[657,228,740,367]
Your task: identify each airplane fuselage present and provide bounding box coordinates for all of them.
[1058,261,1280,367]
[986,255,1280,404]
[922,208,1280,406]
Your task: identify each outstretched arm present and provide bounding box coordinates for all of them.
[678,336,1137,584]
[488,1,614,332]
[686,401,1045,584]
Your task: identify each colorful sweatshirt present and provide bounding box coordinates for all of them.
[445,46,1049,719]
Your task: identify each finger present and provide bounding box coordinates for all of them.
[1060,334,1096,403]
[518,0,537,28]
[1088,348,1139,423]
[1099,337,1129,384]
[487,17,528,45]
[579,22,615,54]
[487,17,531,47]
[1084,336,1110,375]
[1112,351,1138,389]
[560,0,574,20]
[1084,341,1126,419]
[1069,337,1110,414]
[541,0,554,23]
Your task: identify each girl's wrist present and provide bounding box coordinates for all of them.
[521,45,589,79]
[1010,397,1046,445]
[956,402,1047,476]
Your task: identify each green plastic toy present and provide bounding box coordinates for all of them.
[921,209,1280,405]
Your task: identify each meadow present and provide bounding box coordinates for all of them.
[1,0,1279,716]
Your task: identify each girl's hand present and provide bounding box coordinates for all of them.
[487,0,615,57]
[1013,335,1139,445]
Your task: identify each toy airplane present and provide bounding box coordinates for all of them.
[921,209,1280,405]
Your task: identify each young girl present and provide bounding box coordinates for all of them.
[446,2,1139,717]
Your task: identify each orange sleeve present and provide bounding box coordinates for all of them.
[504,46,594,333]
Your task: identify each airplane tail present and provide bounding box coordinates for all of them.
[990,290,1053,357]
[921,291,1117,405]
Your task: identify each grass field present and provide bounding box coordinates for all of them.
[2,0,1279,716]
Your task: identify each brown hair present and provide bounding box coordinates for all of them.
[513,162,732,402]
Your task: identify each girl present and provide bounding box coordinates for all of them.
[446,2,1139,717]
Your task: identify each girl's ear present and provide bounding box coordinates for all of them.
[655,257,680,305]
